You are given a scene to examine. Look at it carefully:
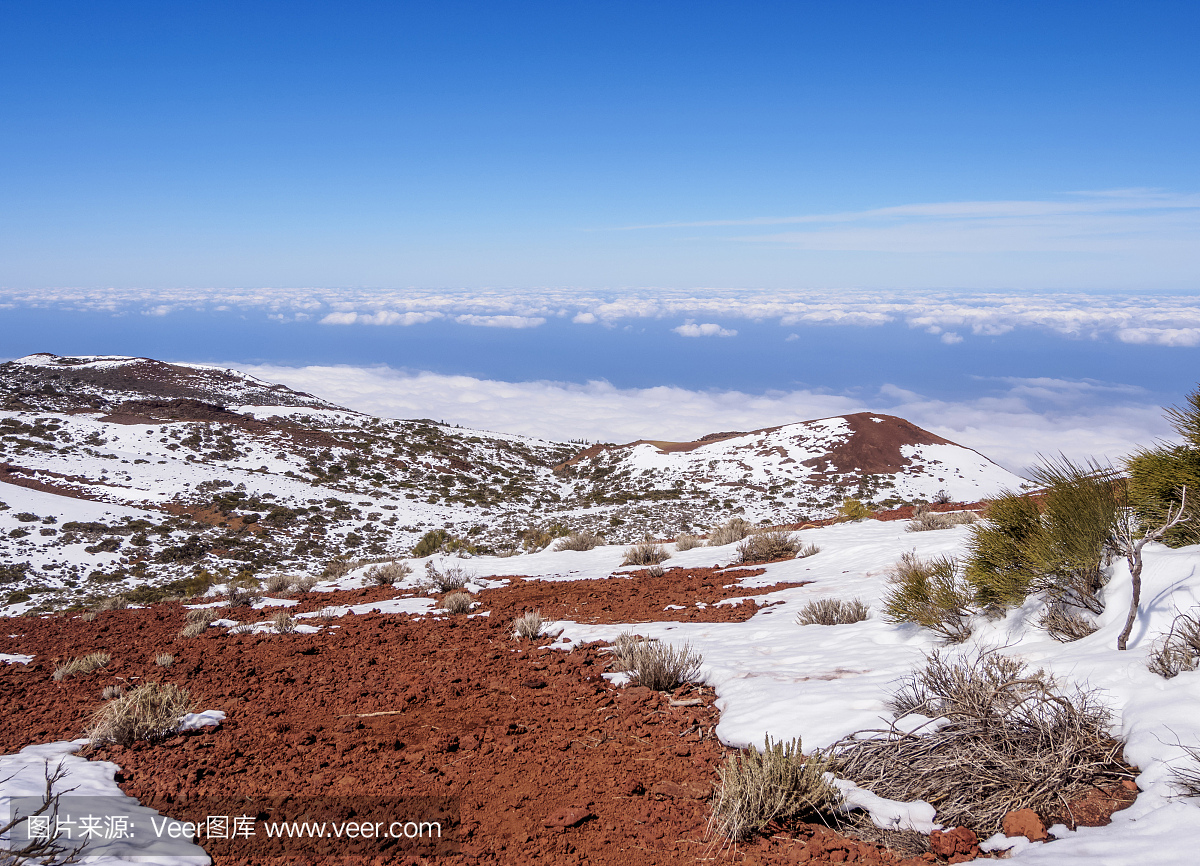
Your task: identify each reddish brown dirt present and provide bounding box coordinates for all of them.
[4,577,945,866]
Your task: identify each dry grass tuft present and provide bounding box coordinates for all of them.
[1147,608,1200,678]
[608,632,702,691]
[512,610,545,640]
[295,575,318,592]
[553,530,605,551]
[52,652,111,681]
[155,653,174,667]
[736,530,800,564]
[707,735,841,842]
[795,597,870,626]
[264,573,299,595]
[80,611,97,622]
[271,610,297,634]
[86,681,193,746]
[708,517,753,547]
[100,684,124,701]
[443,591,473,614]
[827,650,1124,837]
[178,607,219,639]
[96,595,129,612]
[621,541,671,566]
[364,560,413,586]
[907,507,979,532]
[674,532,703,551]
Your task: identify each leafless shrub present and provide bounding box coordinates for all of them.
[1148,608,1200,678]
[646,563,665,578]
[934,489,953,504]
[424,561,471,592]
[443,591,473,614]
[674,532,702,551]
[513,610,545,640]
[707,735,841,842]
[295,575,318,592]
[907,507,979,532]
[225,583,262,608]
[155,653,174,667]
[271,610,297,634]
[364,560,413,586]
[0,763,85,865]
[101,684,124,700]
[321,557,352,579]
[827,650,1124,837]
[553,530,605,551]
[1040,601,1099,643]
[1171,742,1200,798]
[796,597,869,626]
[736,530,799,564]
[86,681,193,746]
[265,573,299,595]
[96,594,129,611]
[52,651,111,681]
[80,610,97,622]
[608,632,702,691]
[621,541,671,566]
[708,517,753,547]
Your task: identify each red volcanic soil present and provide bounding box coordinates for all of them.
[1,567,1130,865]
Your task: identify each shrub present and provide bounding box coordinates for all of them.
[272,610,297,634]
[443,591,473,614]
[736,531,799,564]
[52,652,111,681]
[424,561,471,592]
[646,563,665,578]
[1171,743,1200,798]
[321,557,352,579]
[185,606,220,624]
[674,532,702,551]
[364,560,413,586]
[81,611,97,622]
[512,610,545,640]
[225,584,262,608]
[264,573,298,595]
[1039,600,1098,643]
[827,651,1124,837]
[797,542,820,558]
[907,507,978,532]
[708,518,753,547]
[708,735,841,842]
[837,498,873,521]
[1147,608,1200,678]
[86,682,193,746]
[553,530,604,552]
[155,653,174,667]
[1127,387,1200,548]
[608,632,702,691]
[96,594,129,611]
[621,541,671,566]
[413,528,473,558]
[177,621,209,639]
[795,598,869,626]
[882,552,973,642]
[934,489,953,504]
[317,605,341,620]
[295,575,318,593]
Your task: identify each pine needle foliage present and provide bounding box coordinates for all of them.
[883,552,973,642]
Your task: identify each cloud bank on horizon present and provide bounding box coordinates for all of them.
[233,362,1176,476]
[4,287,1200,348]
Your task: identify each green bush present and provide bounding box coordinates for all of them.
[883,552,973,642]
[837,498,873,521]
[1127,444,1200,548]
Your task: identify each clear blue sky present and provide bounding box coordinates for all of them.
[2,0,1198,289]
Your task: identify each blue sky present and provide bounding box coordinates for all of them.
[1,2,1198,469]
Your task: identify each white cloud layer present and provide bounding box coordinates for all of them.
[8,288,1199,347]
[673,321,738,338]
[232,363,1177,474]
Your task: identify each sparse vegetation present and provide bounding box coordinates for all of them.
[96,594,129,611]
[155,653,174,667]
[795,597,869,626]
[265,573,299,594]
[513,610,545,640]
[321,557,352,579]
[674,532,702,551]
[364,560,413,586]
[827,650,1124,837]
[101,684,124,700]
[1147,608,1200,678]
[907,506,978,532]
[553,530,604,551]
[708,735,841,843]
[1040,600,1099,642]
[708,517,753,547]
[424,561,472,592]
[443,591,473,614]
[607,632,702,691]
[736,530,799,564]
[882,551,973,642]
[621,541,671,566]
[225,583,262,608]
[272,610,297,634]
[1171,743,1200,798]
[52,651,111,681]
[86,681,193,746]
